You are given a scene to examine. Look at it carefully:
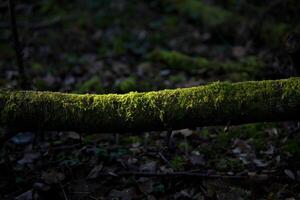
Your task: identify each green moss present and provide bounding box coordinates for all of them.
[117,77,138,93]
[148,50,264,79]
[148,50,199,71]
[0,78,299,132]
[75,76,103,94]
[170,155,186,170]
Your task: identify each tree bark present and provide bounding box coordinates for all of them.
[0,78,300,133]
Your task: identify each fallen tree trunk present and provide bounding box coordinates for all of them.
[0,78,300,133]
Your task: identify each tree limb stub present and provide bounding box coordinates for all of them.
[0,78,300,133]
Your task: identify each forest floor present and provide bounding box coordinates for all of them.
[0,0,300,199]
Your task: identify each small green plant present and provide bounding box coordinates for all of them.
[170,155,186,170]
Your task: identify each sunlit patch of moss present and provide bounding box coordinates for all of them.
[170,155,186,170]
[0,78,299,132]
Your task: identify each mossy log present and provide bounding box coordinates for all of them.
[149,50,264,79]
[0,78,300,133]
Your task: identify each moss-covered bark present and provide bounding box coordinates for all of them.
[0,78,300,133]
[148,50,264,80]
